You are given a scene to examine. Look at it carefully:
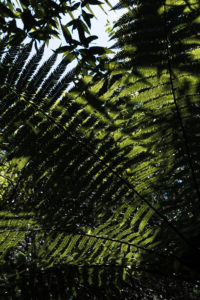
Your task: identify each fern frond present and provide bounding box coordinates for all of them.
[0,0,200,298]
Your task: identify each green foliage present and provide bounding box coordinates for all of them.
[0,0,112,60]
[0,0,200,299]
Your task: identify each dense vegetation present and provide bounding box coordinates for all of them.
[0,0,200,299]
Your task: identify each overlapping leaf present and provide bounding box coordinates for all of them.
[0,0,200,298]
[0,37,163,298]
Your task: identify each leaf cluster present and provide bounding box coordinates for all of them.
[0,0,111,56]
[0,0,200,299]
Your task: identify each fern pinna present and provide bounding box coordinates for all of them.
[0,0,200,299]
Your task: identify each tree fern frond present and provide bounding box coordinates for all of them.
[0,36,8,60]
[6,41,33,86]
[24,52,58,99]
[15,43,45,92]
[1,0,200,298]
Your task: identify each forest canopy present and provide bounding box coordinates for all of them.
[0,0,200,299]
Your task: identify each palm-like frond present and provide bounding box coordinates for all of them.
[105,0,200,278]
[0,40,162,299]
[0,0,200,298]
